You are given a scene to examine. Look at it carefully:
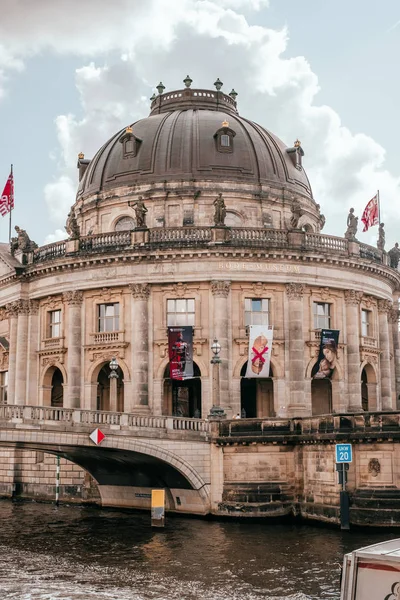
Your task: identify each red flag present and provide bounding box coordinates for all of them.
[0,171,14,217]
[361,194,379,232]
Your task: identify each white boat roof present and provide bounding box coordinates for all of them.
[352,539,400,557]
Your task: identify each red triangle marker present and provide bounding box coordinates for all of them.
[89,428,105,445]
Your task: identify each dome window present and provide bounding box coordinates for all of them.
[119,126,142,159]
[214,120,236,153]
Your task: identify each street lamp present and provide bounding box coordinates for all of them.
[108,356,119,412]
[208,338,226,418]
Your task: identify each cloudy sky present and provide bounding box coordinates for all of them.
[0,0,399,247]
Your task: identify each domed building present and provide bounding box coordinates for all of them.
[0,76,399,424]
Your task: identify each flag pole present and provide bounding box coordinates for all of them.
[8,164,13,243]
[377,189,380,225]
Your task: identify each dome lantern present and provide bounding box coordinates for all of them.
[183,75,193,88]
[214,78,223,91]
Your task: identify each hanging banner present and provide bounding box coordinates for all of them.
[168,326,194,380]
[245,325,273,378]
[314,329,340,379]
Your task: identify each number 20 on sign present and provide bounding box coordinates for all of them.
[335,443,352,463]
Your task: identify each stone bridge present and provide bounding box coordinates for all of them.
[0,405,214,515]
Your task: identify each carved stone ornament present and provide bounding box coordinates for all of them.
[6,299,30,316]
[130,283,150,299]
[172,282,188,298]
[0,307,7,322]
[98,287,113,302]
[211,280,231,297]
[252,282,268,297]
[285,282,304,300]
[62,290,84,305]
[29,300,39,315]
[42,296,60,311]
[389,309,400,324]
[377,299,393,314]
[362,295,376,310]
[344,289,363,305]
[0,351,9,370]
[368,458,381,478]
[316,287,331,302]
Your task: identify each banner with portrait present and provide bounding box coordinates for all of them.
[314,329,340,379]
[245,325,273,378]
[168,326,194,380]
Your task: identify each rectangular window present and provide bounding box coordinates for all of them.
[361,309,371,337]
[313,302,331,329]
[98,303,120,332]
[48,310,61,338]
[0,371,8,405]
[244,298,270,326]
[167,299,195,327]
[220,134,230,147]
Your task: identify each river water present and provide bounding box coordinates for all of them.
[0,500,398,600]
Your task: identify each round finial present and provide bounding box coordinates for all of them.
[156,81,165,95]
[294,139,301,148]
[125,126,133,134]
[229,88,238,100]
[183,75,193,88]
[150,93,156,101]
[78,152,84,160]
[214,78,223,91]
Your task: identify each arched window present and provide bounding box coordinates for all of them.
[214,122,236,154]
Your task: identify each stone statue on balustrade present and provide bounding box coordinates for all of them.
[377,222,385,251]
[388,243,400,269]
[344,208,358,240]
[65,209,80,239]
[213,193,226,226]
[132,196,148,228]
[289,199,303,229]
[10,225,38,254]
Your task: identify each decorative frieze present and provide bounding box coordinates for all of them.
[285,282,304,300]
[129,283,150,299]
[377,299,393,314]
[62,290,83,305]
[344,289,363,305]
[211,280,231,297]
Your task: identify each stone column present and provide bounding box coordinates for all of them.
[285,283,307,415]
[27,300,40,406]
[15,300,30,405]
[389,304,400,408]
[378,299,393,410]
[211,281,231,411]
[130,283,150,412]
[344,290,363,411]
[109,373,118,412]
[5,302,19,404]
[63,291,83,408]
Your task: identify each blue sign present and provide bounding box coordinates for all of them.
[335,443,352,463]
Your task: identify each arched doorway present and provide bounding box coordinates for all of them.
[97,363,124,412]
[51,368,64,407]
[311,363,332,415]
[163,362,202,417]
[240,362,274,418]
[361,363,377,411]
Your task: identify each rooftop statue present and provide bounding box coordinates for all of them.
[377,222,385,251]
[65,209,80,239]
[345,208,358,240]
[289,199,303,229]
[132,197,148,228]
[213,193,227,226]
[388,243,400,269]
[10,225,38,254]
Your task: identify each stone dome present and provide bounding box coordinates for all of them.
[77,86,313,201]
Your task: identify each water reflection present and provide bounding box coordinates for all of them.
[0,500,398,600]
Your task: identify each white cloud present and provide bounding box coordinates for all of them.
[3,0,400,248]
[44,229,68,245]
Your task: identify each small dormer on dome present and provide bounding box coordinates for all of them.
[119,126,142,159]
[213,120,236,153]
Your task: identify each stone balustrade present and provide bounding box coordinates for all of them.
[91,331,124,344]
[27,227,390,268]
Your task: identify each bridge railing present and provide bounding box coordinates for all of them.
[0,405,210,435]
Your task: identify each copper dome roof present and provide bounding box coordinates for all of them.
[77,87,313,200]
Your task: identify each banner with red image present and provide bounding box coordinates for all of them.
[168,326,194,380]
[245,325,273,378]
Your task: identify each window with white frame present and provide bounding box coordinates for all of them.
[167,299,195,327]
[245,298,270,326]
[313,302,331,329]
[0,371,8,405]
[361,309,371,337]
[48,310,61,338]
[98,303,120,332]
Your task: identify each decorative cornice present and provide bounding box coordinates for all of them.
[211,280,231,297]
[285,282,304,299]
[129,283,150,299]
[344,290,363,305]
[62,290,84,305]
[377,299,393,314]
